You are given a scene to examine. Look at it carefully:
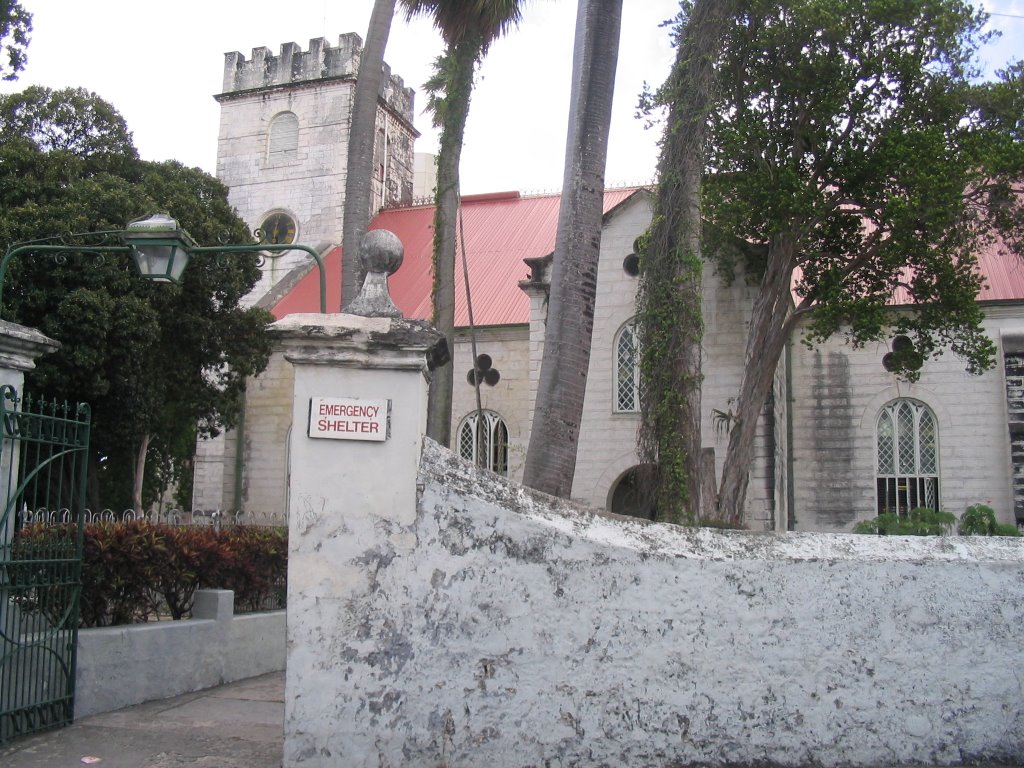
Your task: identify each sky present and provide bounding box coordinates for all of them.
[1,1,1021,196]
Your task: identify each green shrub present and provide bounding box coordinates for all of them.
[852,507,957,536]
[958,504,1022,537]
[208,526,288,612]
[14,521,288,626]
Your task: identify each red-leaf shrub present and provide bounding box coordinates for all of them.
[14,521,287,626]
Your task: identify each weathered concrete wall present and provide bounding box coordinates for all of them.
[297,439,1024,767]
[75,591,284,719]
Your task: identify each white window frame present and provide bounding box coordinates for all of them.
[614,320,641,413]
[457,410,509,476]
[875,398,939,515]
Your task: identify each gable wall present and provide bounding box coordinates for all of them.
[699,263,784,529]
[789,307,1019,532]
[572,196,652,507]
[449,325,531,482]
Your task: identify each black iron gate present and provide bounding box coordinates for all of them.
[0,386,91,743]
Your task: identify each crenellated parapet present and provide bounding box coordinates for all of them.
[218,33,414,123]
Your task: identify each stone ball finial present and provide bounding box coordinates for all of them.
[343,229,404,318]
[360,229,403,276]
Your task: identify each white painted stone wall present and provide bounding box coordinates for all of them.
[789,305,1018,532]
[237,350,294,516]
[700,260,784,529]
[308,438,1024,767]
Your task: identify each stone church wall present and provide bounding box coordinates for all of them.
[789,305,1018,532]
[573,194,653,508]
[450,325,532,482]
[698,260,786,530]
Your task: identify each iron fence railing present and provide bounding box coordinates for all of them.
[17,508,287,531]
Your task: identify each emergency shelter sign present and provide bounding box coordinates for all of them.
[309,397,390,442]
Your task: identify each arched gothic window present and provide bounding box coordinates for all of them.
[458,410,509,475]
[876,399,939,514]
[267,112,299,163]
[614,320,641,413]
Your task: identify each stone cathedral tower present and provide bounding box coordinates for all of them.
[214,33,419,303]
[193,34,418,514]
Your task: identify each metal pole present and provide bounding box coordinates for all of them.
[188,243,328,313]
[0,241,329,316]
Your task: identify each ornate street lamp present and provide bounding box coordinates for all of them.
[0,214,327,317]
[122,213,197,283]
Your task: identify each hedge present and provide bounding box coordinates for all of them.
[13,521,287,627]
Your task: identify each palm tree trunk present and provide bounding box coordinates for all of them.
[342,0,397,308]
[522,0,622,497]
[425,40,480,446]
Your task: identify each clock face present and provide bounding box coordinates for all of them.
[260,212,297,245]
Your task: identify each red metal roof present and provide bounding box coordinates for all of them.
[884,234,1024,305]
[271,188,1024,321]
[270,188,644,323]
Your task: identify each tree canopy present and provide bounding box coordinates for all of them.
[640,0,1024,523]
[0,1,31,80]
[0,86,273,512]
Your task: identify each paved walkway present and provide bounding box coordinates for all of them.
[0,672,284,768]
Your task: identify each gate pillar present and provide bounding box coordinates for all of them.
[269,231,446,767]
[0,320,58,547]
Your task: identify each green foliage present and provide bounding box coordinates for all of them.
[852,507,957,536]
[0,86,273,511]
[214,526,289,613]
[14,522,288,626]
[697,0,1022,381]
[958,503,1022,536]
[401,0,523,50]
[635,0,733,524]
[0,1,31,80]
[637,230,703,525]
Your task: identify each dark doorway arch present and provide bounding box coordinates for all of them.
[608,465,657,520]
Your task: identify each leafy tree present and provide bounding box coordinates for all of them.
[644,0,1024,524]
[0,1,30,80]
[342,0,397,308]
[0,87,273,513]
[401,0,524,447]
[522,0,623,497]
